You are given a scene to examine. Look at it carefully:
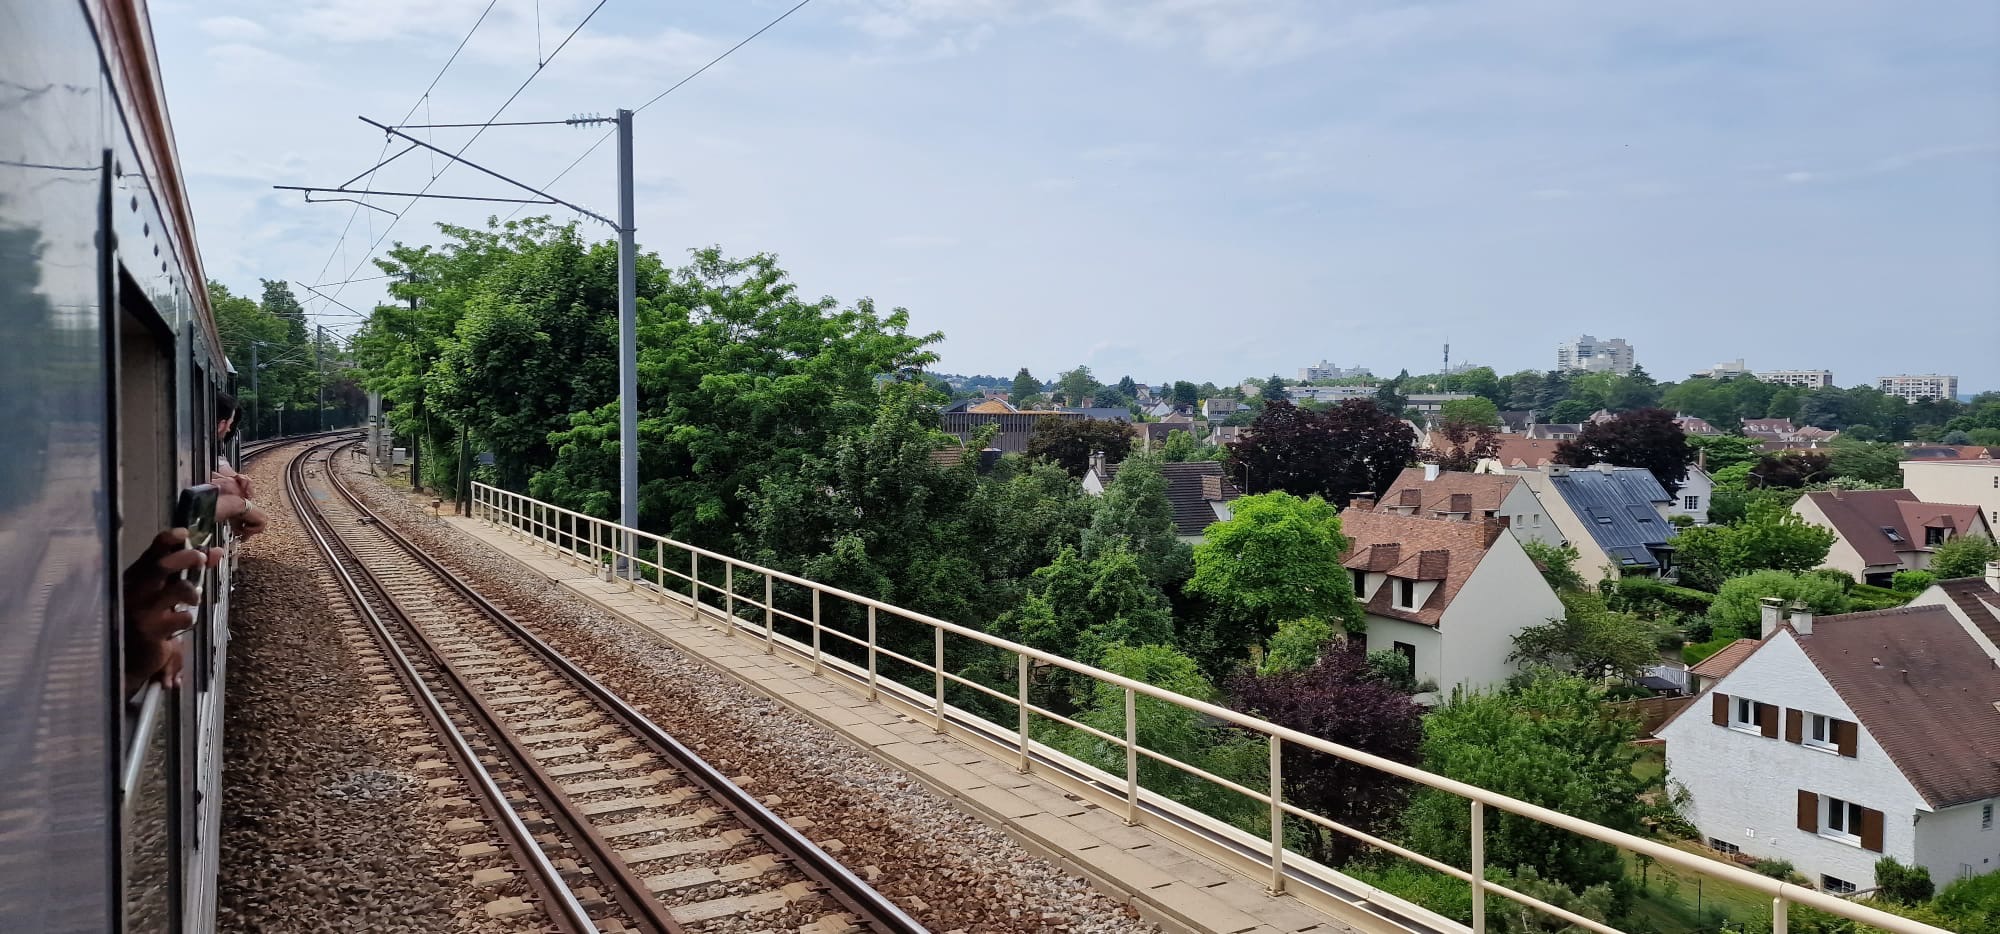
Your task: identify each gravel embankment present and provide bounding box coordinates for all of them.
[218,445,484,933]
[347,464,1157,934]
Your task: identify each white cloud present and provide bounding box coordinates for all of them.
[199,16,268,42]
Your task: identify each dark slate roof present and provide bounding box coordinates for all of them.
[1937,576,2000,650]
[1794,605,2000,808]
[1099,461,1241,536]
[1547,466,1676,569]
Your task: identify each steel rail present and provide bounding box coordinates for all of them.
[326,448,928,934]
[285,441,605,933]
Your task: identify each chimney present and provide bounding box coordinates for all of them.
[1595,462,1616,475]
[1760,597,1786,639]
[1447,492,1472,517]
[1201,475,1224,502]
[1088,450,1107,477]
[1424,462,1441,482]
[1549,464,1570,478]
[1483,517,1508,547]
[1350,494,1378,510]
[1697,448,1708,471]
[1986,561,2000,594]
[1789,600,1814,636]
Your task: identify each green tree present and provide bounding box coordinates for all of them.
[1709,570,1850,638]
[1026,416,1135,477]
[1057,644,1261,821]
[1115,374,1138,398]
[1520,541,1587,593]
[1188,492,1362,652]
[1257,617,1339,675]
[999,546,1175,671]
[1170,380,1199,406]
[1931,535,2000,579]
[1158,428,1204,463]
[1439,396,1501,430]
[1509,591,1661,680]
[1555,407,1693,494]
[1547,399,1595,424]
[1828,440,1907,487]
[1081,456,1193,589]
[1401,676,1660,891]
[1055,364,1103,406]
[1873,857,1935,905]
[1686,434,1763,472]
[1262,373,1288,401]
[1673,501,1835,590]
[1010,367,1041,402]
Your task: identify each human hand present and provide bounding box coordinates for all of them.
[123,529,222,683]
[232,503,270,538]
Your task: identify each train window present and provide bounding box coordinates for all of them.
[115,274,176,571]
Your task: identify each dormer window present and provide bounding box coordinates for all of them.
[1351,569,1368,598]
[1925,527,1947,547]
[1395,578,1417,610]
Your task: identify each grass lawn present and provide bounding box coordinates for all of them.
[1624,841,1777,933]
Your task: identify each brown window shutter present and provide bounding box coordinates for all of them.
[1712,693,1729,726]
[1785,709,1803,744]
[1860,807,1884,852]
[1835,720,1858,758]
[1759,703,1779,738]
[1797,790,1818,833]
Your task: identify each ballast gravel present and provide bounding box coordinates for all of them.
[345,462,1158,934]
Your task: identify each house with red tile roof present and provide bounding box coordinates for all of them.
[1657,597,2000,893]
[1371,465,1565,550]
[1792,489,1993,585]
[1335,508,1564,699]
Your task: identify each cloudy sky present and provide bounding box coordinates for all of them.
[153,1,1998,391]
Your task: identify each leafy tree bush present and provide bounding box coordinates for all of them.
[1057,644,1262,823]
[1709,570,1850,638]
[1230,646,1423,865]
[1026,415,1134,478]
[1520,540,1587,593]
[1931,535,2000,579]
[1555,408,1693,494]
[1080,456,1193,589]
[1401,676,1660,891]
[1672,501,1835,591]
[1890,570,1937,594]
[1747,451,1833,488]
[1226,399,1415,505]
[1009,367,1041,401]
[1510,591,1663,680]
[1365,649,1418,692]
[1157,428,1204,463]
[1188,493,1362,652]
[1258,617,1339,676]
[1752,858,1796,879]
[1873,857,1934,905]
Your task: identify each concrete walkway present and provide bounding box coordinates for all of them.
[445,515,1357,934]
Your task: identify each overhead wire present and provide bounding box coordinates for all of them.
[299,0,501,322]
[504,0,818,223]
[310,0,611,331]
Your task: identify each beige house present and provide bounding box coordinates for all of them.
[1336,508,1565,699]
[1901,459,2000,534]
[1507,464,1677,581]
[1792,489,1993,585]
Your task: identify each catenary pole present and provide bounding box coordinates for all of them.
[616,108,638,566]
[315,325,326,432]
[249,342,259,441]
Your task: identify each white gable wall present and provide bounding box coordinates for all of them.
[1917,800,2000,885]
[1498,482,1566,549]
[1657,632,1927,890]
[1791,496,1880,580]
[1436,533,1563,694]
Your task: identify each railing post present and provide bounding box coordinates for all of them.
[865,606,878,700]
[1123,686,1139,826]
[1471,800,1486,934]
[724,562,735,635]
[1773,897,1787,934]
[763,573,775,655]
[810,589,822,674]
[689,552,699,612]
[1016,652,1031,773]
[1268,734,1285,894]
[932,627,946,733]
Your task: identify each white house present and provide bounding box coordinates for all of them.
[1336,508,1566,700]
[1671,466,1713,526]
[1372,464,1565,550]
[1082,458,1241,542]
[1657,599,2000,893]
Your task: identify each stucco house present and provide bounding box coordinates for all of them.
[1335,508,1565,699]
[1508,464,1678,581]
[1371,464,1564,549]
[1671,466,1713,526]
[1658,597,2000,894]
[1792,489,1993,585]
[1901,459,2000,534]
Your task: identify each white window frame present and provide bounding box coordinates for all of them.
[1821,796,1864,846]
[1683,495,1700,511]
[1803,713,1838,753]
[1730,696,1761,734]
[1822,875,1856,895]
[1394,578,1417,611]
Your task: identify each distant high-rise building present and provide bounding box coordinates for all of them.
[1755,369,1835,390]
[1693,359,1749,379]
[1555,335,1634,375]
[1297,360,1372,381]
[1876,374,1958,402]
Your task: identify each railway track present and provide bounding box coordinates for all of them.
[285,439,926,934]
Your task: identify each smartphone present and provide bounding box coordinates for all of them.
[173,484,220,588]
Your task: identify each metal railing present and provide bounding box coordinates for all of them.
[471,482,1946,934]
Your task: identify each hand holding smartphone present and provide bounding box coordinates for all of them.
[172,484,220,607]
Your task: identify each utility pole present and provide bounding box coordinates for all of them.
[249,341,259,441]
[406,277,422,493]
[315,325,326,432]
[615,108,639,560]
